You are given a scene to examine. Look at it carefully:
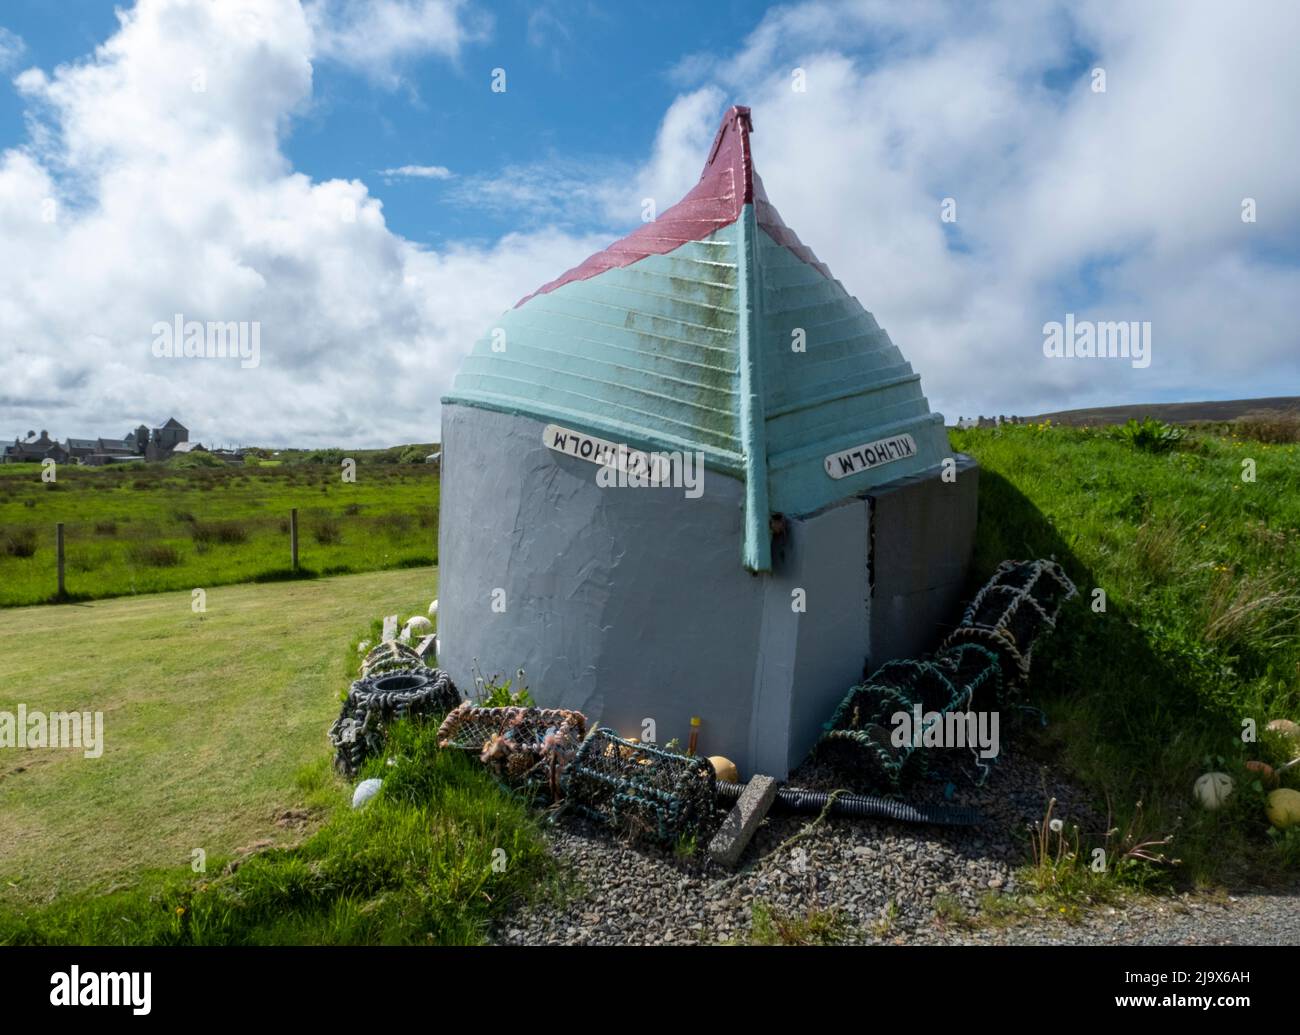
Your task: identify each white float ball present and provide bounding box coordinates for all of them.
[428,599,439,616]
[352,778,383,809]
[406,615,433,635]
[1193,771,1234,810]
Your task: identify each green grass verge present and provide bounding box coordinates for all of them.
[951,422,1300,887]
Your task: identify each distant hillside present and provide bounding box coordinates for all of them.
[1023,397,1300,427]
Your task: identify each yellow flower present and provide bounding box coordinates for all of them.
[176,906,186,916]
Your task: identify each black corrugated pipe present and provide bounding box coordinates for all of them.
[714,779,982,827]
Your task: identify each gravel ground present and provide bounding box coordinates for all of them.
[914,891,1300,945]
[495,748,1299,946]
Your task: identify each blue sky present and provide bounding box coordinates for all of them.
[0,0,769,246]
[281,1,763,245]
[1,0,1297,447]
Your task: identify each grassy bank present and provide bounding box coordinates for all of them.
[0,460,438,607]
[951,422,1300,886]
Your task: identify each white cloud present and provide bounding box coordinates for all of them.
[0,27,25,71]
[0,0,599,448]
[380,164,453,180]
[305,0,489,88]
[652,0,1300,420]
[447,156,627,230]
[448,88,725,232]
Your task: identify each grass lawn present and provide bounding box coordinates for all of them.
[0,564,558,945]
[0,567,439,901]
[953,422,1300,886]
[0,461,439,607]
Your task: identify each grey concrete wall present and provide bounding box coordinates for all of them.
[438,403,977,778]
[775,498,871,774]
[438,404,767,769]
[865,455,979,667]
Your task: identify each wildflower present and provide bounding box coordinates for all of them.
[1049,818,1064,833]
[175,906,185,916]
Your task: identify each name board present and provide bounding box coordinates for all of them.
[824,433,917,480]
[543,424,669,481]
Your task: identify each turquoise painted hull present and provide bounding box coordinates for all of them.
[444,212,947,570]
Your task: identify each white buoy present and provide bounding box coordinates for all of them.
[1193,772,1233,810]
[352,778,383,809]
[406,615,433,635]
[428,599,439,616]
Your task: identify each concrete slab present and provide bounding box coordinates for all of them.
[709,774,778,867]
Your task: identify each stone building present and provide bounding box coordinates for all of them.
[1,430,67,464]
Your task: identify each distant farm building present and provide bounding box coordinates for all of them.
[2,417,199,465]
[1,430,68,464]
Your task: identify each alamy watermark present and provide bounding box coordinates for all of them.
[0,705,104,758]
[543,424,704,498]
[1042,313,1151,369]
[890,705,1000,760]
[50,966,150,1014]
[151,313,261,369]
[595,447,704,497]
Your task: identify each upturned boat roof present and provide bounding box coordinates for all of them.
[444,106,948,572]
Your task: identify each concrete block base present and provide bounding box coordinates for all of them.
[709,775,778,867]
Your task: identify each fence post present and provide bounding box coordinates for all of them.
[290,508,299,572]
[56,522,65,599]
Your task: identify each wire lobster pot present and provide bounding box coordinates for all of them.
[941,558,1077,686]
[562,729,718,845]
[437,702,587,787]
[816,559,1077,789]
[817,642,1003,789]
